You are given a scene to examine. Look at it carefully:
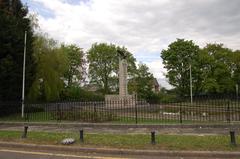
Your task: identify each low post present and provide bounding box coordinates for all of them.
[21,126,28,138]
[230,131,236,146]
[80,129,84,143]
[151,131,156,145]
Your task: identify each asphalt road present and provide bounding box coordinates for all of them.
[0,148,214,159]
[0,149,129,159]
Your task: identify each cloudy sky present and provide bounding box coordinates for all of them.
[22,0,240,89]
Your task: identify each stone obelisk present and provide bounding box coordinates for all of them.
[105,49,134,108]
[119,58,128,96]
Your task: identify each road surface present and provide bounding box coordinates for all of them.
[0,148,213,159]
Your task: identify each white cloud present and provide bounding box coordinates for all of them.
[145,60,165,79]
[27,0,240,89]
[145,59,173,89]
[32,0,240,52]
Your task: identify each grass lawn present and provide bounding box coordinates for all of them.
[112,118,232,125]
[0,112,186,124]
[112,117,188,124]
[0,113,205,124]
[0,130,239,151]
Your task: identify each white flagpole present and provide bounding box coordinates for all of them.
[190,64,193,104]
[22,31,27,118]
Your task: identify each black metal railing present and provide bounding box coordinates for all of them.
[1,95,240,124]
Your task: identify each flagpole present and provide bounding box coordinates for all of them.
[22,31,27,118]
[190,64,193,104]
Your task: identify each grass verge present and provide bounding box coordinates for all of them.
[0,130,239,151]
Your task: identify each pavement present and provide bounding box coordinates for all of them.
[0,121,239,135]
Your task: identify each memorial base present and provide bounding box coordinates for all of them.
[105,95,136,108]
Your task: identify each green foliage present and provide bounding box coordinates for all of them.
[28,34,68,102]
[144,93,160,103]
[128,63,155,100]
[62,86,104,101]
[157,91,178,103]
[161,39,200,96]
[0,102,21,117]
[0,0,36,101]
[142,87,178,104]
[51,110,116,122]
[60,44,86,87]
[87,43,136,94]
[232,50,240,87]
[25,105,44,113]
[87,43,117,94]
[161,39,240,96]
[198,44,235,93]
[28,35,88,102]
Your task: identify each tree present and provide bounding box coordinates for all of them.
[87,43,136,94]
[0,0,36,101]
[128,63,155,99]
[199,44,234,93]
[60,44,86,87]
[232,50,240,91]
[28,34,68,102]
[161,39,200,96]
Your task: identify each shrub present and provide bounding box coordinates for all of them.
[25,105,44,113]
[50,109,116,122]
[0,102,21,117]
[61,86,104,101]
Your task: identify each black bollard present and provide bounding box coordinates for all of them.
[230,131,236,146]
[80,129,84,143]
[22,126,28,138]
[151,131,156,145]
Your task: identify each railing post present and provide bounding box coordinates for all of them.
[135,95,138,124]
[180,102,183,124]
[227,100,230,123]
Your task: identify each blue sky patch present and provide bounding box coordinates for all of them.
[135,51,161,63]
[22,0,55,19]
[63,0,89,5]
